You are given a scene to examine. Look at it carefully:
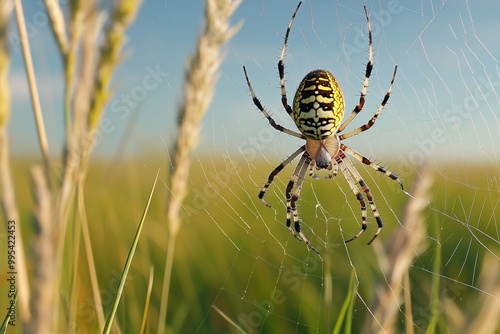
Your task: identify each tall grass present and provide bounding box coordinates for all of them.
[160,0,241,332]
[4,0,142,332]
[0,0,30,324]
[366,165,433,333]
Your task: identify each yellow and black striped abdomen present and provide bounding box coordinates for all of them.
[293,70,344,140]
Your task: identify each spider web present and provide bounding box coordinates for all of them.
[2,0,499,332]
[184,0,500,332]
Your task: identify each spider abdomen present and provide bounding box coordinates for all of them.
[293,70,344,140]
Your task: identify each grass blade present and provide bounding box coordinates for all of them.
[140,266,155,334]
[332,269,356,334]
[0,292,16,333]
[213,305,246,333]
[426,213,442,334]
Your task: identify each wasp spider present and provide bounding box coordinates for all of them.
[243,2,403,254]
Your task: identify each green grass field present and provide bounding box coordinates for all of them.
[3,156,498,333]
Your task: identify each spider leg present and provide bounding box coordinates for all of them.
[286,152,319,254]
[337,158,368,243]
[308,159,320,180]
[243,66,306,139]
[326,163,340,179]
[341,143,404,189]
[339,66,397,140]
[285,153,308,240]
[337,152,383,245]
[278,2,302,117]
[259,145,306,207]
[337,6,373,134]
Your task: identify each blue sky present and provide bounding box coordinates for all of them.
[7,0,500,164]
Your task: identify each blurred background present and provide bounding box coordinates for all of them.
[10,0,500,161]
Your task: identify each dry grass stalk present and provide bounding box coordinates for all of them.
[166,0,241,239]
[44,0,69,54]
[88,0,142,131]
[50,5,91,328]
[55,1,141,331]
[54,1,97,237]
[13,0,51,185]
[0,1,13,214]
[463,252,500,333]
[71,10,109,331]
[11,0,142,331]
[8,8,57,323]
[432,251,500,333]
[27,166,54,333]
[0,0,11,129]
[365,165,433,333]
[63,0,85,135]
[159,0,241,332]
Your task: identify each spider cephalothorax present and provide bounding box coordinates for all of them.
[305,137,340,170]
[243,2,403,254]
